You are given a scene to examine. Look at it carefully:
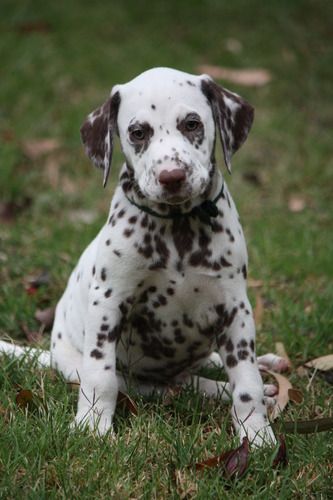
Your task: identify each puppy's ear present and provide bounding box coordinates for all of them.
[201,78,254,173]
[80,91,121,187]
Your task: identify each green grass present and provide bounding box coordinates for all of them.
[1,0,333,497]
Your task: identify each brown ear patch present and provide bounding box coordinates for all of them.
[201,79,254,172]
[80,91,121,186]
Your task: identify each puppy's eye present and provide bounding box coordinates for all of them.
[185,119,200,132]
[130,128,146,141]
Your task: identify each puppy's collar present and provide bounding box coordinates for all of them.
[125,183,224,228]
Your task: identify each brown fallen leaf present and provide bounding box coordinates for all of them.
[264,370,292,420]
[35,307,55,329]
[304,354,333,371]
[25,270,51,289]
[162,385,183,406]
[253,293,264,329]
[288,195,306,213]
[272,434,288,468]
[22,138,60,160]
[21,323,44,344]
[16,389,34,410]
[197,65,272,87]
[117,391,138,416]
[288,388,304,404]
[247,278,263,289]
[223,438,249,479]
[196,437,250,480]
[296,365,308,377]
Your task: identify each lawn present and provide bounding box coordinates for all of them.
[0,0,333,497]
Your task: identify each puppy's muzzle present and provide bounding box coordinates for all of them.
[158,169,186,193]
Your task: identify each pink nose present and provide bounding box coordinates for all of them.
[159,169,186,190]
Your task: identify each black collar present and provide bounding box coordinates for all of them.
[125,182,224,228]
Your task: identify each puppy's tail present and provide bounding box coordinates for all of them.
[0,340,50,367]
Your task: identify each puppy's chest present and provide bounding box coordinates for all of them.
[116,271,237,377]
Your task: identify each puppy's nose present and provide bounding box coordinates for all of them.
[159,169,186,190]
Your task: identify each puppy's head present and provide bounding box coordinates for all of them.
[81,68,254,204]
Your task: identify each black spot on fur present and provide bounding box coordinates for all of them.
[226,339,234,352]
[240,393,252,402]
[124,228,134,238]
[226,354,238,367]
[90,349,103,359]
[237,349,249,360]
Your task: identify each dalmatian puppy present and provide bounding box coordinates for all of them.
[0,68,288,447]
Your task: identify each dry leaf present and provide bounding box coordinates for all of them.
[223,438,249,479]
[197,65,272,87]
[162,386,183,406]
[22,138,60,160]
[253,293,264,328]
[275,342,292,370]
[296,366,308,377]
[264,370,292,420]
[248,278,263,289]
[16,389,34,410]
[21,323,44,344]
[288,196,306,213]
[195,437,250,480]
[304,354,333,371]
[117,391,138,416]
[35,307,55,329]
[272,435,288,468]
[25,270,50,289]
[288,388,304,404]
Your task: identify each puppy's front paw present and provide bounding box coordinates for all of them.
[71,407,114,436]
[237,414,276,448]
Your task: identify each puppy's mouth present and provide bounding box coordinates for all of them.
[160,186,193,205]
[163,195,191,205]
